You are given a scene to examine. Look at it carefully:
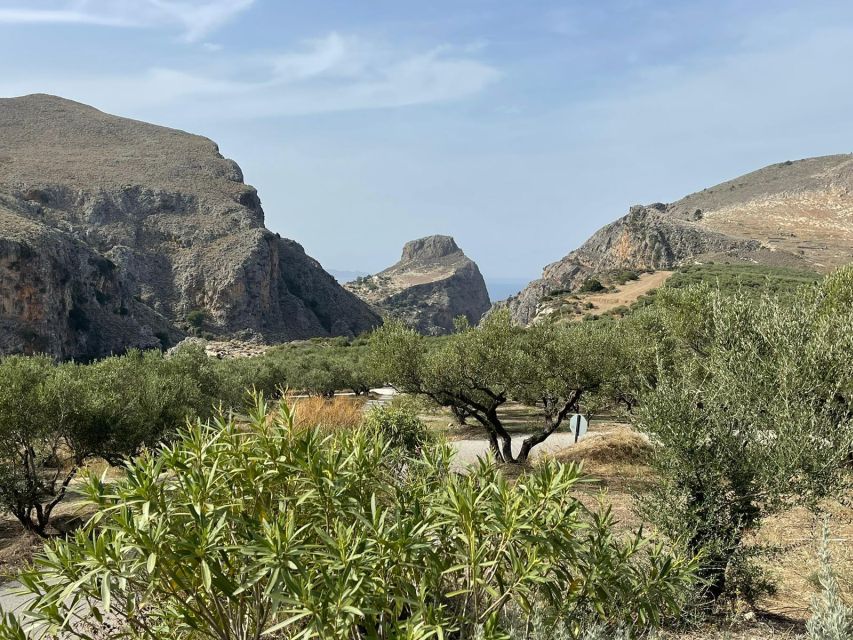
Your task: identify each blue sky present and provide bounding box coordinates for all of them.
[2,1,853,295]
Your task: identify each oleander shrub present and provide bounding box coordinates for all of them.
[0,394,696,640]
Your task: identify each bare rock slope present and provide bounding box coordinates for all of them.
[0,94,379,358]
[345,235,491,334]
[504,155,853,324]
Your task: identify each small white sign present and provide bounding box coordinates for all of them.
[568,414,588,443]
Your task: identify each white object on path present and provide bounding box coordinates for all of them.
[568,414,588,443]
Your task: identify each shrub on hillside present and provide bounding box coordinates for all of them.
[0,394,696,639]
[578,278,605,293]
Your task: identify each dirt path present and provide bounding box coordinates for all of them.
[583,270,674,314]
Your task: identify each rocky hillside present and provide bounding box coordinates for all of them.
[504,155,853,324]
[345,235,490,334]
[0,94,380,359]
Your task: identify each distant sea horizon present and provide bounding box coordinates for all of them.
[484,278,533,302]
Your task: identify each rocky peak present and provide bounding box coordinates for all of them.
[400,235,461,262]
[346,235,490,335]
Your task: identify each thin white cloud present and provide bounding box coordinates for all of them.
[0,0,254,42]
[0,31,500,118]
[0,8,131,26]
[148,0,255,42]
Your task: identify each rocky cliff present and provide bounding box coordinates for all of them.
[345,235,491,334]
[0,94,380,358]
[504,155,853,324]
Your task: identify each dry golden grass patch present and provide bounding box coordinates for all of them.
[290,395,366,433]
[551,426,656,530]
[558,426,653,466]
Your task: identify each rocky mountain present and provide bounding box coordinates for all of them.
[0,94,380,359]
[345,235,491,334]
[504,155,853,324]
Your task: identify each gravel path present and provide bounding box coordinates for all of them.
[450,431,595,470]
[0,580,30,615]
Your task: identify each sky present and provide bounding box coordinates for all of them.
[2,1,853,297]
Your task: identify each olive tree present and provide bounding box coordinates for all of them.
[370,310,623,463]
[0,348,226,535]
[0,357,84,536]
[636,268,853,603]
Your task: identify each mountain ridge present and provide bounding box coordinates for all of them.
[502,154,853,325]
[0,94,380,358]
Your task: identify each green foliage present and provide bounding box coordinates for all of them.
[605,269,641,286]
[363,405,433,453]
[632,263,821,312]
[0,356,75,536]
[635,267,853,604]
[807,520,853,640]
[185,309,207,328]
[0,394,696,639]
[370,310,632,463]
[578,278,605,293]
[0,347,224,535]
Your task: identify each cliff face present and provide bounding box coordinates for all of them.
[504,155,853,325]
[345,235,491,335]
[0,94,379,358]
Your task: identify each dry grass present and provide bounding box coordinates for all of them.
[290,395,366,433]
[756,499,853,621]
[557,427,653,466]
[549,426,657,531]
[0,518,38,582]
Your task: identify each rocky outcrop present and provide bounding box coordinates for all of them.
[504,155,853,325]
[0,94,380,359]
[345,235,491,334]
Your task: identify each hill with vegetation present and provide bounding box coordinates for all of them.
[0,94,379,359]
[536,263,822,323]
[503,155,853,325]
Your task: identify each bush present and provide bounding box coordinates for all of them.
[578,278,605,293]
[636,269,853,604]
[185,309,207,328]
[0,394,696,639]
[363,405,432,453]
